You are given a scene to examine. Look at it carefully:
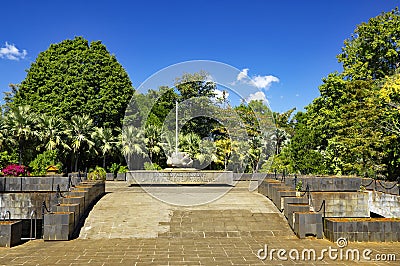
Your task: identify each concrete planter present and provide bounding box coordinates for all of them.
[286,203,310,229]
[106,173,115,181]
[55,203,81,226]
[116,172,126,181]
[0,220,22,247]
[325,218,400,242]
[43,212,74,241]
[294,212,323,239]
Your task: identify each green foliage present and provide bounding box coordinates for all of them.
[108,163,120,174]
[88,166,106,180]
[3,105,38,165]
[29,150,62,176]
[0,151,18,170]
[338,8,400,80]
[118,165,129,173]
[12,37,134,129]
[144,162,162,170]
[279,8,400,180]
[295,180,303,192]
[175,71,216,100]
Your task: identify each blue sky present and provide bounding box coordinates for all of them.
[0,0,399,113]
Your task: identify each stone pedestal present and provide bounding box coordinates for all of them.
[127,170,234,185]
[294,212,323,239]
[43,212,74,241]
[0,220,22,247]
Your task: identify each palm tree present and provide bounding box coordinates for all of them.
[37,114,69,152]
[4,105,37,165]
[121,126,145,169]
[0,116,6,151]
[230,140,250,172]
[195,138,217,169]
[144,124,163,163]
[92,127,118,168]
[215,138,233,170]
[68,114,95,172]
[179,132,201,158]
[273,128,290,155]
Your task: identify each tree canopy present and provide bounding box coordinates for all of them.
[11,36,134,129]
[269,8,400,180]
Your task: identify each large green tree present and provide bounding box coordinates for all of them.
[338,8,400,80]
[282,8,400,179]
[12,36,134,129]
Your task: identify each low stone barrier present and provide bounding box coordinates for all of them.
[0,176,81,192]
[311,192,369,218]
[368,191,400,218]
[127,170,234,185]
[55,204,80,226]
[283,176,361,192]
[286,203,310,229]
[293,212,323,239]
[0,192,57,219]
[0,220,22,247]
[324,218,400,242]
[43,181,105,241]
[43,212,74,241]
[362,178,399,195]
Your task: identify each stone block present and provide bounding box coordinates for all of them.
[286,203,310,228]
[294,212,323,239]
[106,173,115,181]
[116,173,126,181]
[43,212,74,241]
[0,220,22,247]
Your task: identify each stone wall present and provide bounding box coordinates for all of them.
[0,176,81,192]
[368,191,400,218]
[283,176,361,192]
[310,192,369,218]
[0,192,57,219]
[127,170,234,185]
[0,176,79,220]
[325,218,400,242]
[362,178,399,195]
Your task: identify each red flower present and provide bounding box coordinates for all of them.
[2,164,27,177]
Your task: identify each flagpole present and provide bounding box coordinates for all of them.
[175,100,178,154]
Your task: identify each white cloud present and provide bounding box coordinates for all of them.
[235,68,279,90]
[0,42,27,60]
[214,89,229,100]
[246,91,268,104]
[251,75,279,89]
[237,68,249,81]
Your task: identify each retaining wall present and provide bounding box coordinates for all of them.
[0,176,81,192]
[368,191,400,218]
[311,192,369,218]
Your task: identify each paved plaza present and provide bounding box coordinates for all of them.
[0,181,399,265]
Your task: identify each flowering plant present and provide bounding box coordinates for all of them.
[2,164,28,177]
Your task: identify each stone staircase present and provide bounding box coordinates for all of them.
[259,178,323,239]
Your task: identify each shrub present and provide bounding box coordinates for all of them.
[144,162,162,170]
[2,164,28,177]
[295,180,303,191]
[118,165,129,173]
[88,166,106,180]
[0,151,18,170]
[29,150,62,176]
[108,163,120,175]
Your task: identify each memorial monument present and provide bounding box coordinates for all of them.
[126,101,233,185]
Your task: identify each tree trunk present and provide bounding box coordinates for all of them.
[74,152,80,172]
